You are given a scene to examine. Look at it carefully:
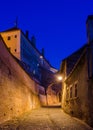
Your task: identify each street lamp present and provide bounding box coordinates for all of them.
[56,74,63,82]
[46,75,62,106]
[57,75,62,81]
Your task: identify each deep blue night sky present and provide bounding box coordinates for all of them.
[0,0,93,69]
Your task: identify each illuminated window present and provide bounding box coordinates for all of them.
[33,70,35,74]
[37,63,39,67]
[7,36,11,40]
[75,83,78,97]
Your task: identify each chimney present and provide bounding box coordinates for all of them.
[31,36,36,47]
[86,15,93,44]
[26,30,29,39]
[42,48,45,56]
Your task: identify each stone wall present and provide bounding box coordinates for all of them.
[39,94,47,106]
[47,94,58,105]
[88,79,93,127]
[0,37,40,124]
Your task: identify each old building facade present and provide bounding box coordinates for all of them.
[0,28,57,86]
[60,15,93,127]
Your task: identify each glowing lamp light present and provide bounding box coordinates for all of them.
[57,76,62,81]
[40,55,43,59]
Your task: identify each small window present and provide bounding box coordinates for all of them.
[15,35,17,38]
[66,87,69,99]
[70,86,72,98]
[75,83,78,97]
[33,70,35,74]
[7,36,11,40]
[8,47,11,52]
[59,93,61,102]
[15,49,17,52]
[37,63,39,67]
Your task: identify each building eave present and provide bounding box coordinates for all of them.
[65,47,87,82]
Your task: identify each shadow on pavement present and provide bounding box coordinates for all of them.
[42,105,61,108]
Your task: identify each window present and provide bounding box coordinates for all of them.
[66,87,69,99]
[8,47,11,52]
[70,86,72,98]
[15,49,17,52]
[33,70,35,74]
[59,93,61,102]
[7,36,11,40]
[37,63,39,67]
[15,35,17,38]
[75,83,78,97]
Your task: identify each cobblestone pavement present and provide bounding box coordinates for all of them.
[0,107,93,130]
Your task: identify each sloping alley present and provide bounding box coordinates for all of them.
[0,107,93,130]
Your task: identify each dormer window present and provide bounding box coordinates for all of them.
[7,36,11,40]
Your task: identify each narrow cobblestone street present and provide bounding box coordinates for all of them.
[0,107,93,130]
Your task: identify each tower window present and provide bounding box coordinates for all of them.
[15,35,17,38]
[33,70,35,74]
[7,36,11,40]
